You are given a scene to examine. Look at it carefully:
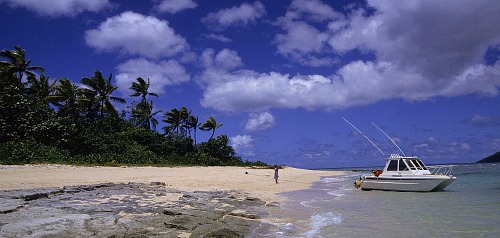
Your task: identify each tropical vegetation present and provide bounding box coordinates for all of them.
[0,46,267,167]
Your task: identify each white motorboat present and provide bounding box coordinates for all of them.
[354,154,456,192]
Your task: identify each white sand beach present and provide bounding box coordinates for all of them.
[0,165,343,202]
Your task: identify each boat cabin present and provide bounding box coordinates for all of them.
[383,154,432,176]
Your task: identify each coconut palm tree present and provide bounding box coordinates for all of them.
[0,46,43,83]
[26,74,55,100]
[162,107,185,136]
[131,100,162,130]
[49,78,82,122]
[129,77,158,102]
[186,115,200,144]
[200,116,223,140]
[81,70,125,118]
[129,77,160,130]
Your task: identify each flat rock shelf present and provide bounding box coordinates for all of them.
[0,182,274,237]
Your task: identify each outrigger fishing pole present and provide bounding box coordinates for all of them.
[341,117,385,156]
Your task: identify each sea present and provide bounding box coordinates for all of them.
[262,163,500,238]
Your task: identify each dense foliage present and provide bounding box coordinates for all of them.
[0,46,266,167]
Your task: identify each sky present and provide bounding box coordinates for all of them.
[1,0,499,168]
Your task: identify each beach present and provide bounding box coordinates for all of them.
[0,165,342,237]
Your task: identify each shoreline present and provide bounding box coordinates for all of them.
[0,165,345,237]
[0,164,344,203]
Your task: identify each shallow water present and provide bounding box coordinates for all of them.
[267,163,500,238]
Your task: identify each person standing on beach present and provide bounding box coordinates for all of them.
[274,165,279,183]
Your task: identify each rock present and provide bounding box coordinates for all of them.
[0,198,23,214]
[205,228,243,238]
[163,210,183,216]
[0,183,270,237]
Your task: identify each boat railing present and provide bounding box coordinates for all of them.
[426,165,455,176]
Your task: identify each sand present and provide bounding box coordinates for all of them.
[0,165,343,202]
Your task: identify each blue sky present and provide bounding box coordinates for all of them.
[1,0,499,168]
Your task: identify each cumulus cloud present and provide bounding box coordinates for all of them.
[0,0,109,16]
[85,11,188,59]
[229,135,254,155]
[274,0,342,66]
[203,1,266,29]
[197,1,499,113]
[328,0,500,80]
[465,114,500,127]
[200,48,243,71]
[245,112,275,131]
[155,0,197,14]
[115,58,190,95]
[274,20,334,66]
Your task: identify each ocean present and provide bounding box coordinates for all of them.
[264,163,500,238]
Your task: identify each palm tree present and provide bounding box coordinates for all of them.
[131,100,162,130]
[49,78,82,122]
[186,115,200,144]
[81,70,125,118]
[26,74,55,100]
[129,77,158,102]
[129,77,160,130]
[200,116,223,140]
[162,108,185,136]
[0,46,43,83]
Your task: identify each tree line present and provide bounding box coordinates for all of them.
[0,46,267,166]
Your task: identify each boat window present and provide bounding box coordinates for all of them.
[387,160,398,171]
[412,160,423,170]
[417,160,428,170]
[398,159,408,171]
[406,160,418,170]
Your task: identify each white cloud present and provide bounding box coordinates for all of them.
[203,1,266,29]
[85,11,188,59]
[197,1,499,113]
[467,114,500,127]
[204,33,232,43]
[200,48,243,71]
[115,58,190,95]
[274,21,333,66]
[274,0,342,66]
[199,50,498,113]
[288,0,341,22]
[0,0,109,16]
[229,135,254,153]
[155,0,197,14]
[245,112,275,131]
[328,0,500,80]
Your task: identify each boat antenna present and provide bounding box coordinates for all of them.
[342,117,385,156]
[371,122,406,156]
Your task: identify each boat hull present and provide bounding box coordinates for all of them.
[360,175,456,192]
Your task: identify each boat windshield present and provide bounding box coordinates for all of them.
[387,160,398,171]
[411,159,423,170]
[416,160,428,170]
[398,159,408,171]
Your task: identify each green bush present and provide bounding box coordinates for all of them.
[0,140,69,165]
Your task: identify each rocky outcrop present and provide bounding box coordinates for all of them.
[0,182,272,237]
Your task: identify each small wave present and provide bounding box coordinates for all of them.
[274,222,294,238]
[320,177,345,183]
[303,212,342,238]
[300,199,331,208]
[327,191,345,198]
[300,200,319,208]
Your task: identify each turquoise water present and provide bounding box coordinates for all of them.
[269,163,500,238]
